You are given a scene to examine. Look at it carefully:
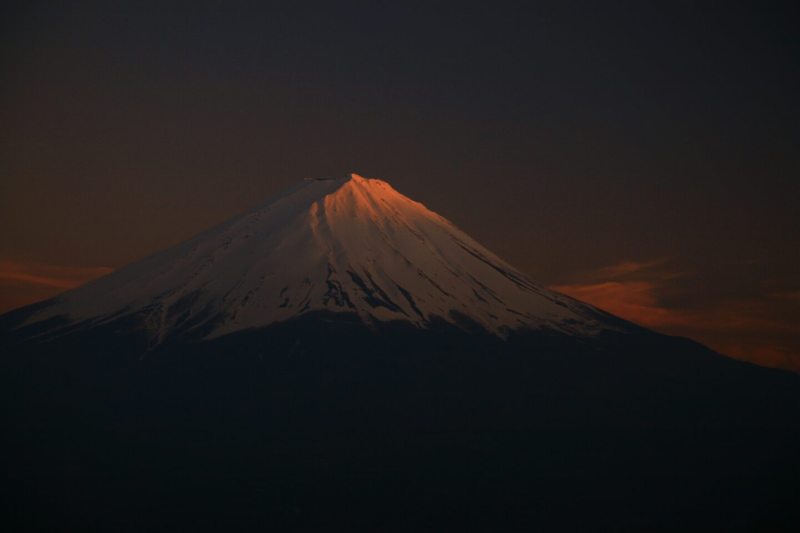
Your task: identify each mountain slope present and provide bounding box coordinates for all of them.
[9,173,625,344]
[1,174,799,532]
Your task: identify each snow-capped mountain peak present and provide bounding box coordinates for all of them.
[19,173,623,341]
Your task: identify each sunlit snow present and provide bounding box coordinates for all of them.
[22,174,623,341]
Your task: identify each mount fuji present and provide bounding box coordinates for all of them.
[2,174,798,532]
[5,173,625,346]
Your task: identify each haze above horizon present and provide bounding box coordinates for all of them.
[1,1,798,370]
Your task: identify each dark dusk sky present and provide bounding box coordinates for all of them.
[2,1,799,370]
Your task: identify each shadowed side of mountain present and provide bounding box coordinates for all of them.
[3,311,800,531]
[2,173,799,531]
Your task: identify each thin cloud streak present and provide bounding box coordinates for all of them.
[551,260,800,372]
[588,259,668,280]
[0,260,112,289]
[0,260,113,313]
[551,280,678,328]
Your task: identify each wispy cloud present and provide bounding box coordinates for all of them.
[551,280,680,328]
[549,259,800,372]
[0,260,112,289]
[586,259,669,280]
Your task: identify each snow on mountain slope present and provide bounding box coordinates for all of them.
[18,174,626,341]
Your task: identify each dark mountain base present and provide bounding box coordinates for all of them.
[2,314,799,532]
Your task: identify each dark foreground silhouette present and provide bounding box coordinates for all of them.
[2,311,799,531]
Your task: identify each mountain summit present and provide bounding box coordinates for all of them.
[3,174,799,533]
[14,173,623,343]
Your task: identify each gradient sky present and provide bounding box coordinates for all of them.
[2,1,798,370]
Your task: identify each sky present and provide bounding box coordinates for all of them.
[1,1,798,370]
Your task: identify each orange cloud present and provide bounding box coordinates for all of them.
[550,260,800,373]
[0,260,112,289]
[719,345,800,372]
[0,260,113,313]
[555,281,797,334]
[588,259,668,280]
[551,280,680,328]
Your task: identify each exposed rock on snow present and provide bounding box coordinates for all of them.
[20,174,626,341]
